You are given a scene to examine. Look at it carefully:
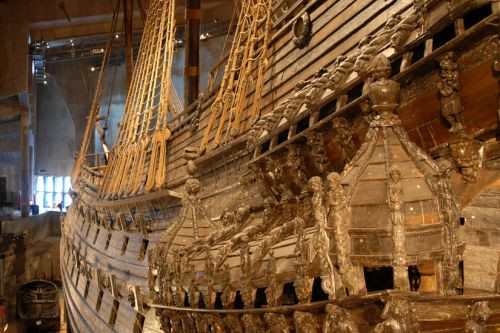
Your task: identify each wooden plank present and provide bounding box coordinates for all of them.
[0,119,20,134]
[0,141,19,153]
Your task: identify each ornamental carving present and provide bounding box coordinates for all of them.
[465,301,492,333]
[309,176,342,299]
[437,51,483,182]
[306,131,329,175]
[294,311,319,333]
[292,12,312,48]
[323,304,359,333]
[374,298,417,333]
[265,313,290,333]
[387,166,409,291]
[326,172,365,295]
[438,52,464,132]
[327,117,356,170]
[247,6,422,149]
[437,159,462,294]
[305,68,330,107]
[449,130,483,183]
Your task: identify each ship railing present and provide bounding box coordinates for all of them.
[186,1,496,174]
[149,290,500,331]
[80,161,105,188]
[249,1,497,163]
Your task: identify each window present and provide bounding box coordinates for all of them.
[33,175,73,212]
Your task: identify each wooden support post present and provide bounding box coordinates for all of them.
[184,0,201,108]
[136,0,147,23]
[20,106,30,217]
[124,0,134,91]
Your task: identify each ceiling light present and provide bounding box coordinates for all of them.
[43,80,48,85]
[115,34,120,39]
[91,67,96,72]
[200,33,207,41]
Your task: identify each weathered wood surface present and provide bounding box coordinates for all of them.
[62,1,500,332]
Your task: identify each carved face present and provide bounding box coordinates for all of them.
[308,176,323,192]
[471,301,492,323]
[221,210,235,226]
[389,168,401,182]
[327,172,341,188]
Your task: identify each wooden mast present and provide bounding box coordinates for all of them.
[184,0,201,108]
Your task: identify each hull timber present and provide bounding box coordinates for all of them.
[62,0,500,332]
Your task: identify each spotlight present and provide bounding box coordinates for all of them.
[115,34,120,39]
[200,33,207,41]
[91,67,96,72]
[43,80,48,85]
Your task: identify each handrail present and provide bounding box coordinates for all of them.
[149,291,500,313]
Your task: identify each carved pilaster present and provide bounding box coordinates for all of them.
[308,176,342,299]
[437,160,462,294]
[327,172,365,295]
[387,166,409,291]
[240,236,255,308]
[292,215,312,304]
[221,263,235,309]
[265,250,281,307]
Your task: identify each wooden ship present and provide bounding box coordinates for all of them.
[61,0,500,332]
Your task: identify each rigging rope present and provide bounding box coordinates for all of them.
[71,0,121,183]
[100,0,177,197]
[199,0,274,152]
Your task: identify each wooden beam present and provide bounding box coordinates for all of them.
[136,0,147,23]
[0,99,20,119]
[0,141,20,153]
[184,0,201,108]
[124,0,134,91]
[0,120,20,134]
[20,107,30,217]
[29,4,232,42]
